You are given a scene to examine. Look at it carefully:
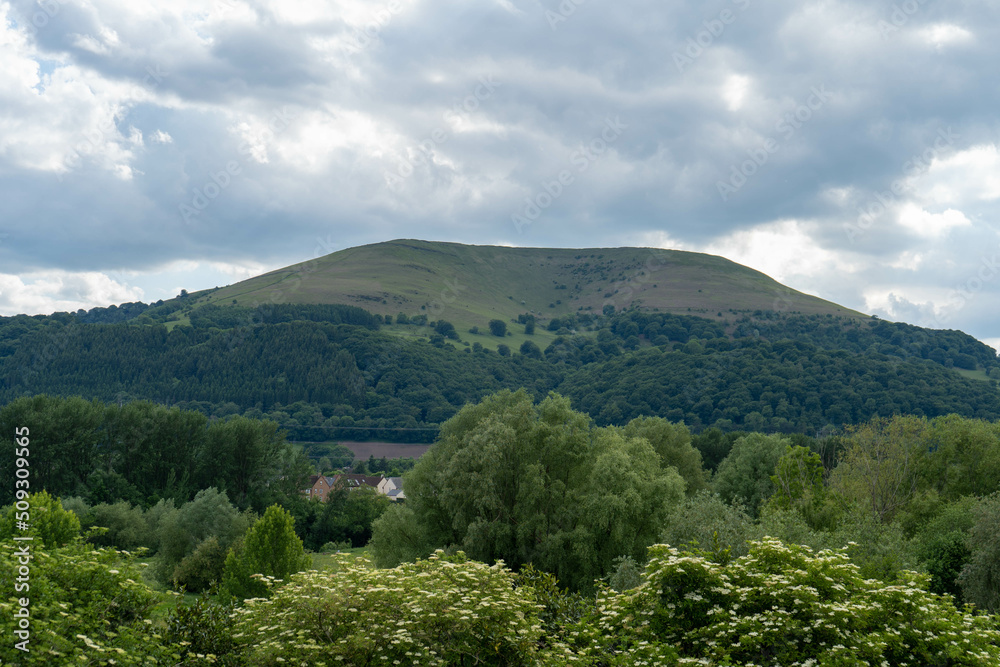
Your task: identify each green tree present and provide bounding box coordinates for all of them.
[370,390,686,591]
[620,416,708,495]
[768,444,836,530]
[0,490,81,548]
[154,487,252,589]
[713,433,789,517]
[85,501,151,549]
[488,319,507,337]
[519,339,542,359]
[221,504,311,600]
[958,493,1000,612]
[833,415,925,523]
[661,491,760,561]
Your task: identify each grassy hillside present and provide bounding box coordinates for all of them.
[198,240,865,336]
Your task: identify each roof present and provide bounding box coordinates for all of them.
[333,474,385,489]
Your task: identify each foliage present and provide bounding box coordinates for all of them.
[620,415,708,495]
[367,503,433,568]
[0,541,171,665]
[769,444,837,530]
[172,535,229,593]
[0,490,81,548]
[154,488,253,590]
[162,592,244,666]
[488,318,508,337]
[371,389,686,591]
[0,396,311,510]
[959,493,1000,613]
[832,415,925,523]
[230,550,552,666]
[911,497,976,601]
[661,490,760,562]
[319,539,352,552]
[594,538,1000,666]
[713,433,789,517]
[84,500,152,550]
[221,504,311,601]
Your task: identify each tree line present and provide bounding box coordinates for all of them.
[1,305,999,440]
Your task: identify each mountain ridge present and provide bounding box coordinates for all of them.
[195,239,867,333]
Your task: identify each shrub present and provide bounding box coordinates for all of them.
[85,501,151,550]
[172,535,228,592]
[0,542,170,665]
[221,504,311,601]
[232,550,551,665]
[0,490,81,548]
[163,593,243,666]
[319,540,352,552]
[154,487,252,587]
[592,538,1000,665]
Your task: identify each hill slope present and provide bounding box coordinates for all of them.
[198,239,864,331]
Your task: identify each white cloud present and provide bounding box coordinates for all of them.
[701,220,851,283]
[721,74,750,112]
[919,144,1000,204]
[896,204,971,238]
[918,23,974,49]
[0,271,144,316]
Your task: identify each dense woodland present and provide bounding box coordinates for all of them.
[1,301,998,441]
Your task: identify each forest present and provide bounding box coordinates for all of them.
[1,302,999,441]
[4,389,1000,664]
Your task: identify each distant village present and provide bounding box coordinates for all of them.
[304,473,405,501]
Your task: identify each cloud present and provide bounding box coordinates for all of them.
[0,270,144,316]
[2,0,1000,349]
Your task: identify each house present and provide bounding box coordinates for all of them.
[304,475,337,501]
[302,473,405,501]
[386,476,405,501]
[334,473,386,491]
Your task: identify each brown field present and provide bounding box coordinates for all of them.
[338,440,431,460]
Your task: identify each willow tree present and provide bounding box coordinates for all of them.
[369,389,687,591]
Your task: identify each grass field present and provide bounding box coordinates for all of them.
[195,239,866,341]
[311,547,369,571]
[955,368,993,382]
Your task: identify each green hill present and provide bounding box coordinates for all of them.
[198,239,864,332]
[2,239,998,443]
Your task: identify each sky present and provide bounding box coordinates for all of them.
[1,0,999,352]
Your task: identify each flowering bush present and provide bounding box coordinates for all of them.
[231,550,559,666]
[0,541,170,666]
[595,537,1000,666]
